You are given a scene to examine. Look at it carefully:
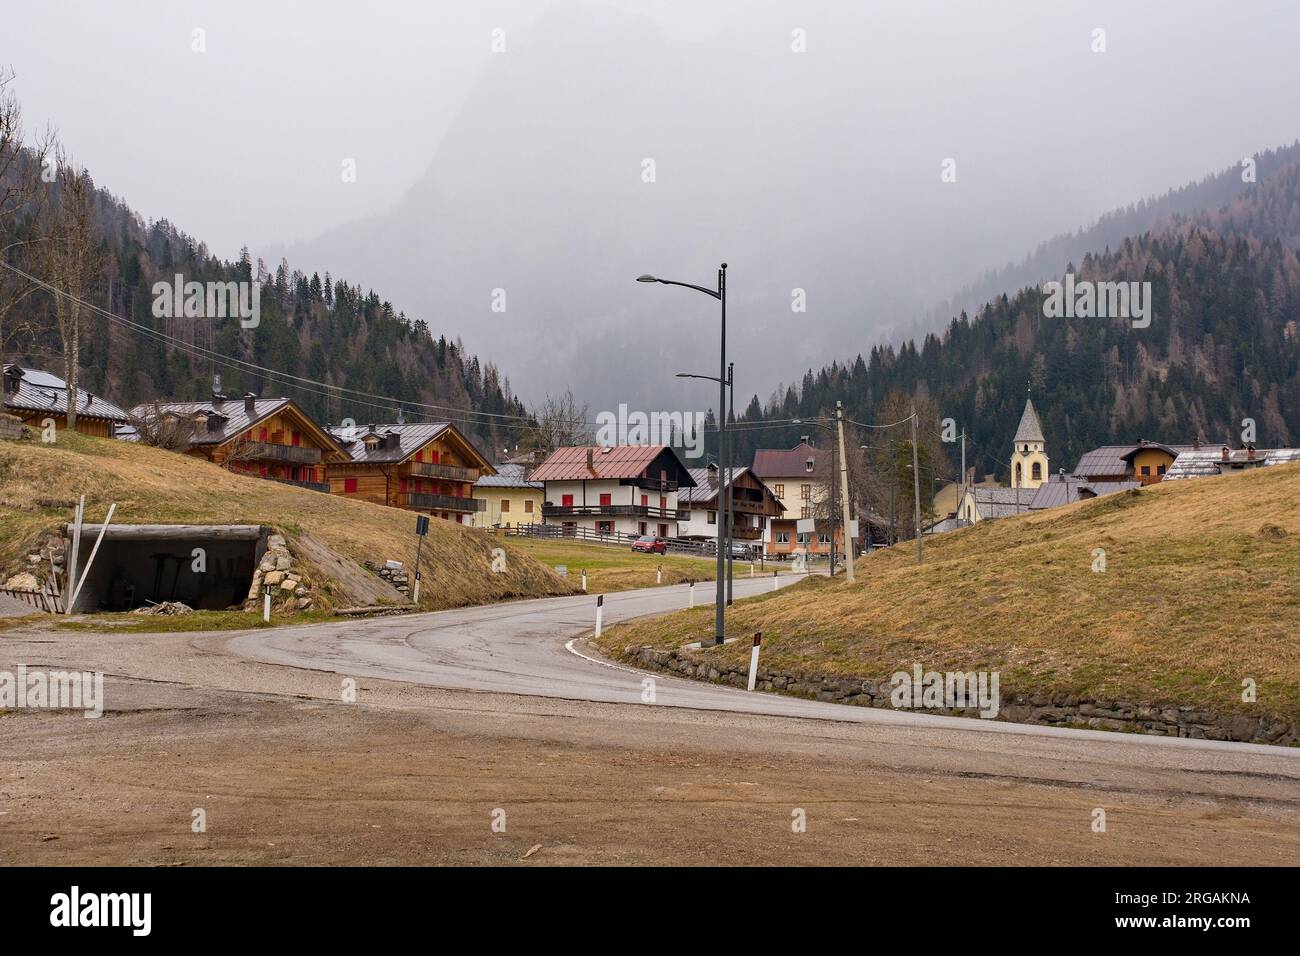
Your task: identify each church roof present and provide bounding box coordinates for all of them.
[1013,398,1045,444]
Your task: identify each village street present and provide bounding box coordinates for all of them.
[2,579,1298,865]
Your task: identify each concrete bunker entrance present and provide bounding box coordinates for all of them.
[65,524,268,613]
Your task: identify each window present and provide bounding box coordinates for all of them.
[818,532,831,545]
[400,478,408,493]
[500,499,511,513]
[1014,462,1022,484]
[707,511,716,524]
[524,499,534,513]
[1157,464,1166,476]
[801,506,811,518]
[805,458,814,472]
[1140,465,1151,476]
[638,522,647,535]
[599,493,612,507]
[562,494,574,507]
[597,520,613,534]
[774,483,784,498]
[776,531,790,544]
[1031,462,1042,481]
[344,478,357,493]
[679,510,691,520]
[801,484,811,500]
[291,430,301,447]
[641,494,648,507]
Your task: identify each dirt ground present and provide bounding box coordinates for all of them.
[2,628,1298,865]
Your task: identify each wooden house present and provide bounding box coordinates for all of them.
[326,421,494,522]
[127,395,348,489]
[3,364,130,438]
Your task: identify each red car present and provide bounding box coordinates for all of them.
[632,535,668,554]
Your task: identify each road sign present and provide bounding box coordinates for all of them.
[415,515,429,536]
[796,517,815,534]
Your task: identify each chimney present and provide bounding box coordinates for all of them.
[800,435,810,446]
[244,393,256,415]
[368,423,376,434]
[1221,446,1230,461]
[586,448,595,472]
[1247,443,1257,460]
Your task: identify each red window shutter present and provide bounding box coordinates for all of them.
[291,431,301,447]
[344,478,357,493]
[415,450,423,463]
[562,494,574,507]
[600,493,612,506]
[641,494,648,507]
[400,478,408,493]
[259,426,268,442]
[430,450,440,464]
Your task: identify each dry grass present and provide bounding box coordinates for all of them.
[597,463,1300,720]
[504,537,792,593]
[0,433,575,611]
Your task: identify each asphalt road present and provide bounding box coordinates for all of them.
[229,576,1300,760]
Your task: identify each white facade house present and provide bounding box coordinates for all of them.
[530,444,696,539]
[677,464,785,551]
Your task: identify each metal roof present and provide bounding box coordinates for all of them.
[751,442,821,478]
[968,486,1037,519]
[3,364,130,423]
[1012,398,1045,444]
[474,463,542,489]
[1029,475,1141,510]
[1074,442,1200,477]
[327,421,452,464]
[129,397,292,446]
[678,466,784,511]
[1164,448,1300,479]
[529,444,696,484]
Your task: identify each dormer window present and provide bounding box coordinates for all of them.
[805,458,814,472]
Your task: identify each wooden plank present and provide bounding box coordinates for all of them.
[62,524,266,540]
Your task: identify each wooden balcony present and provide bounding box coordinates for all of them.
[243,441,321,465]
[543,503,685,521]
[405,461,477,482]
[619,476,679,493]
[405,492,486,513]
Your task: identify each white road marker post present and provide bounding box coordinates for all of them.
[581,570,587,592]
[688,579,695,608]
[747,631,762,691]
[749,562,754,577]
[263,584,272,622]
[594,594,604,637]
[772,569,779,591]
[656,564,662,585]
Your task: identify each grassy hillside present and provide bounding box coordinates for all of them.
[0,433,576,611]
[597,463,1300,720]
[505,537,796,594]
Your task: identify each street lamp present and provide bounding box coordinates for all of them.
[640,264,728,644]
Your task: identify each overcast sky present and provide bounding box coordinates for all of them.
[7,0,1300,413]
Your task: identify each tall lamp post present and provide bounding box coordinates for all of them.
[641,264,728,644]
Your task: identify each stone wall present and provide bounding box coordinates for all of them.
[622,645,1299,747]
[244,533,316,612]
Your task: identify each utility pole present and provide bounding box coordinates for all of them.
[910,405,923,566]
[836,401,854,582]
[725,361,735,605]
[960,427,967,526]
[828,436,838,577]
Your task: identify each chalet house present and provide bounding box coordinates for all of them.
[677,464,784,548]
[3,364,130,438]
[1073,440,1200,485]
[472,463,543,528]
[127,395,349,488]
[531,444,695,539]
[326,421,492,522]
[751,440,843,558]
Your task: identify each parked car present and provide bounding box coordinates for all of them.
[632,535,668,554]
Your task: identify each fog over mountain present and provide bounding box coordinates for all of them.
[11,0,1300,414]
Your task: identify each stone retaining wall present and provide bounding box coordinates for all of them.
[623,645,1299,747]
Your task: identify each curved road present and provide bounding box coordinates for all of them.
[229,576,1300,760]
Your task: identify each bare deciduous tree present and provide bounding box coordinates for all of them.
[127,403,194,452]
[38,151,102,431]
[523,389,590,457]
